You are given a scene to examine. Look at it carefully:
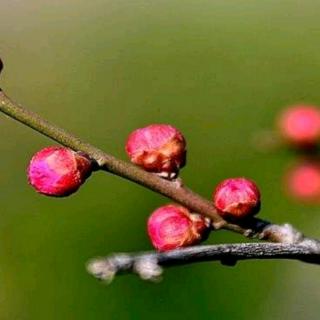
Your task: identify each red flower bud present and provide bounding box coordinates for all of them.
[213,178,261,220]
[278,105,320,147]
[125,124,186,178]
[147,204,210,252]
[284,161,320,203]
[27,146,93,197]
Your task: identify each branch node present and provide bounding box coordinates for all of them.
[134,256,163,282]
[171,177,183,189]
[95,158,108,167]
[86,258,116,283]
[243,229,254,237]
[260,223,304,243]
[212,220,227,230]
[86,254,132,283]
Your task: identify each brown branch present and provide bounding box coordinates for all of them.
[87,238,320,282]
[0,88,262,234]
[0,90,227,228]
[0,89,314,242]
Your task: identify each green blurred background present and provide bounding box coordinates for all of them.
[1,0,320,319]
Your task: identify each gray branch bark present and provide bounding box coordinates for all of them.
[87,238,320,283]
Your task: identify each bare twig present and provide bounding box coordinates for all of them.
[87,239,320,282]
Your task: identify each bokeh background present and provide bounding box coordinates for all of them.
[1,0,320,319]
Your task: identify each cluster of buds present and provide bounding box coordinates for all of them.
[125,124,261,251]
[27,123,262,252]
[146,176,261,252]
[276,104,320,203]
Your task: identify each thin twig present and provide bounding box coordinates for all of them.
[0,89,315,242]
[0,88,274,237]
[87,240,320,282]
[0,90,226,228]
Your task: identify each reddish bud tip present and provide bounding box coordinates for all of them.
[213,177,261,220]
[125,124,186,178]
[284,161,320,203]
[27,146,93,197]
[147,204,210,252]
[278,105,320,147]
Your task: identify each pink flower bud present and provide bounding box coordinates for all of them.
[213,178,261,220]
[125,124,186,178]
[284,161,320,203]
[278,105,320,147]
[147,204,210,252]
[27,146,93,197]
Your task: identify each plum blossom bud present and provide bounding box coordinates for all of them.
[278,105,320,148]
[27,146,93,197]
[125,124,186,179]
[147,204,210,252]
[284,160,320,203]
[213,177,261,220]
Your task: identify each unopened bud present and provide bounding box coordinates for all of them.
[125,124,186,179]
[147,204,210,251]
[27,146,93,197]
[213,177,261,220]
